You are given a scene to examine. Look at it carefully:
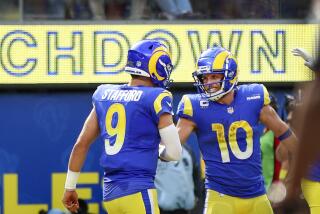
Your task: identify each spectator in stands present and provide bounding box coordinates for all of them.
[65,0,106,19]
[23,0,47,19]
[154,0,193,20]
[129,0,148,19]
[104,0,129,19]
[279,0,311,18]
[0,0,19,20]
[208,0,242,19]
[23,0,104,20]
[240,0,279,18]
[46,0,65,19]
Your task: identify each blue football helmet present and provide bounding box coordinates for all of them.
[193,47,238,101]
[125,39,173,88]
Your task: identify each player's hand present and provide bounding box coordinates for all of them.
[267,181,287,204]
[272,185,301,214]
[62,189,79,213]
[273,177,301,210]
[291,48,315,71]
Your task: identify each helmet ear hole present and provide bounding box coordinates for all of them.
[198,74,204,84]
[137,52,145,59]
[148,45,154,50]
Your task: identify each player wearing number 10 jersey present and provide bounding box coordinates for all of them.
[62,40,182,214]
[176,47,298,214]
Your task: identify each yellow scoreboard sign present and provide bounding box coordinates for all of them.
[0,24,316,84]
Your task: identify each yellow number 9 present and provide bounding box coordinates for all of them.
[104,103,126,155]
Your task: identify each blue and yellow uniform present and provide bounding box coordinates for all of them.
[177,84,273,214]
[302,162,320,214]
[93,84,173,214]
[307,162,320,182]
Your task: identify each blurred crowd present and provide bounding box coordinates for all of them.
[0,0,312,21]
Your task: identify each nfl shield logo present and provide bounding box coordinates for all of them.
[200,100,209,108]
[227,107,234,114]
[136,61,142,67]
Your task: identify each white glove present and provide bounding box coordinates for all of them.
[291,48,315,71]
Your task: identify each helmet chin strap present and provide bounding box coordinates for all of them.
[207,80,237,101]
[208,93,225,101]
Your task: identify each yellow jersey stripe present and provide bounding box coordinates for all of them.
[154,91,172,114]
[262,85,271,106]
[182,95,193,117]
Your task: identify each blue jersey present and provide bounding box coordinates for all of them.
[177,84,270,198]
[92,84,173,201]
[307,161,320,181]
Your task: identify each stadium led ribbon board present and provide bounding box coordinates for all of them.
[0,24,316,84]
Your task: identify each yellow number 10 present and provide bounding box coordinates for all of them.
[104,103,126,155]
[212,120,253,163]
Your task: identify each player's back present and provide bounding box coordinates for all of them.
[92,84,173,200]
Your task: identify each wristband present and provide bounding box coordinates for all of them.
[278,129,292,141]
[65,169,80,190]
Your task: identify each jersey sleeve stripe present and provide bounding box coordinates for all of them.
[154,91,172,114]
[182,95,193,117]
[262,85,271,106]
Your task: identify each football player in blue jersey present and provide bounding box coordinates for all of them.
[176,47,298,214]
[62,39,182,214]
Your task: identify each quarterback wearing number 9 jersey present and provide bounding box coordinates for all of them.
[176,47,298,214]
[62,40,182,214]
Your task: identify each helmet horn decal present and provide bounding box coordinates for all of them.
[212,51,229,70]
[148,50,169,81]
[124,39,173,88]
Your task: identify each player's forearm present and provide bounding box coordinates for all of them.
[65,142,90,190]
[177,127,189,145]
[276,143,289,162]
[279,135,297,170]
[159,124,182,161]
[282,149,301,199]
[279,134,298,157]
[279,134,299,188]
[176,118,195,145]
[68,142,90,172]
